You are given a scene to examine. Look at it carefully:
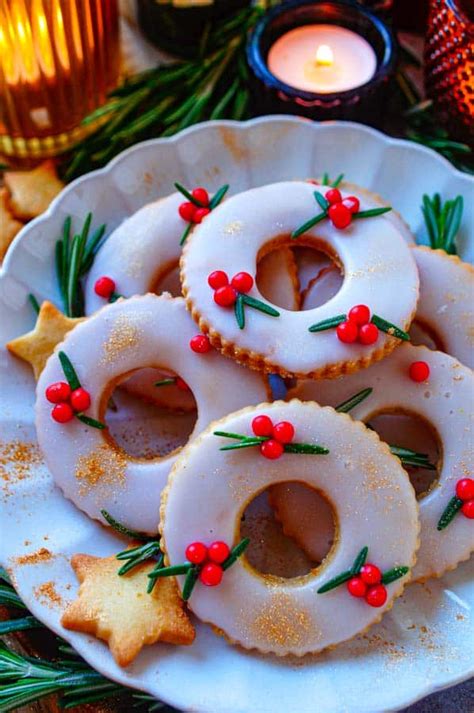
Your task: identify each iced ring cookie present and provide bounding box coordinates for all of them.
[36,294,268,534]
[181,181,419,378]
[160,400,418,656]
[279,344,473,581]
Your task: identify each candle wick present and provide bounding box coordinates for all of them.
[315,44,334,67]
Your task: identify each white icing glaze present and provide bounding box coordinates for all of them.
[35,295,268,534]
[286,344,474,580]
[181,181,419,377]
[161,400,419,656]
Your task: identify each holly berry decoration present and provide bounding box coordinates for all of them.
[94,276,121,303]
[214,415,329,458]
[318,546,410,607]
[190,334,211,354]
[437,478,474,530]
[45,351,105,430]
[175,182,229,245]
[291,189,392,238]
[309,304,410,343]
[409,361,430,382]
[207,270,280,329]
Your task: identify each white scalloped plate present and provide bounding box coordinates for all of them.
[1,118,473,713]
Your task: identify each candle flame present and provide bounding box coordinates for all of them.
[315,44,334,67]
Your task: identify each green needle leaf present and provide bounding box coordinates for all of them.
[331,173,344,188]
[235,293,245,329]
[291,210,327,239]
[209,184,229,209]
[220,438,265,451]
[58,351,81,390]
[222,537,250,571]
[0,616,42,635]
[179,222,193,246]
[182,566,199,600]
[101,509,151,540]
[381,566,410,584]
[314,191,329,211]
[174,182,205,207]
[241,294,280,317]
[371,314,410,341]
[283,443,329,455]
[317,569,352,594]
[437,496,463,530]
[353,207,392,219]
[350,546,368,575]
[76,414,106,430]
[308,314,346,333]
[336,388,373,413]
[28,294,40,316]
[155,378,176,387]
[149,563,192,579]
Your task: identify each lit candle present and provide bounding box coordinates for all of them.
[267,25,377,93]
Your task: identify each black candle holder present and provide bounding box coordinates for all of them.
[246,0,397,124]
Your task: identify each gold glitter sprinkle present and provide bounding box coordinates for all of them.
[223,220,243,236]
[0,440,42,483]
[34,581,62,608]
[250,593,313,647]
[16,548,53,565]
[75,444,127,495]
[100,314,142,364]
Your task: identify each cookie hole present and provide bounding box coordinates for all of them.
[409,318,446,352]
[239,483,336,579]
[294,246,343,311]
[103,368,197,460]
[367,411,442,499]
[152,261,182,297]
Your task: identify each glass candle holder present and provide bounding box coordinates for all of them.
[424,0,474,144]
[246,0,397,125]
[0,0,119,161]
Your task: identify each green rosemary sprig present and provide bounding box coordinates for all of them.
[175,182,229,244]
[308,313,409,341]
[58,351,106,430]
[335,388,373,413]
[390,445,436,471]
[214,430,329,455]
[318,546,409,594]
[101,509,151,540]
[116,541,163,576]
[437,495,463,531]
[421,193,463,255]
[229,293,280,330]
[28,294,40,315]
[321,172,344,187]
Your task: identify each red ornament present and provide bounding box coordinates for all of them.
[190,335,211,354]
[273,421,295,444]
[51,402,74,423]
[347,577,367,598]
[252,415,274,437]
[179,202,196,222]
[325,188,342,205]
[208,271,229,289]
[336,320,358,343]
[199,562,223,587]
[328,203,352,229]
[192,187,209,206]
[176,377,190,391]
[365,584,387,608]
[45,382,71,404]
[348,304,370,326]
[193,207,210,224]
[409,361,430,383]
[186,542,208,565]
[214,285,237,307]
[359,563,382,585]
[342,196,360,214]
[208,541,230,564]
[260,439,284,460]
[461,500,474,519]
[94,276,116,299]
[456,478,474,502]
[70,388,91,413]
[231,272,254,293]
[358,323,379,345]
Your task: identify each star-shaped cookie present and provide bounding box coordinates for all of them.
[4,159,64,220]
[61,552,195,667]
[7,301,84,379]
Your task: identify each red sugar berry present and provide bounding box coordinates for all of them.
[193,207,210,224]
[328,202,352,229]
[192,187,209,206]
[94,276,116,299]
[342,196,360,214]
[70,388,91,413]
[252,415,274,437]
[260,439,284,460]
[179,201,196,222]
[45,382,71,404]
[358,323,379,345]
[176,377,190,391]
[365,584,387,608]
[409,361,430,383]
[199,562,223,587]
[456,478,474,502]
[336,320,358,343]
[190,335,211,353]
[359,564,382,585]
[208,270,228,289]
[347,577,367,598]
[214,285,237,307]
[325,188,342,205]
[461,500,474,519]
[208,541,230,564]
[186,541,208,564]
[51,402,74,423]
[348,304,370,326]
[273,421,295,444]
[231,271,254,293]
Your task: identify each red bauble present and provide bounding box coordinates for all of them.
[325,188,342,205]
[272,421,295,444]
[348,304,370,326]
[342,196,360,214]
[409,361,430,382]
[94,276,116,299]
[192,187,209,206]
[260,439,284,460]
[176,377,190,391]
[336,320,358,343]
[358,323,379,345]
[328,203,352,229]
[214,285,237,307]
[190,335,211,353]
[179,202,196,222]
[185,541,208,564]
[208,270,229,289]
[51,402,74,423]
[359,563,382,585]
[70,388,91,413]
[45,381,71,404]
[365,584,387,608]
[208,541,230,564]
[461,500,474,519]
[347,577,367,598]
[193,207,210,224]
[231,272,254,293]
[252,415,274,437]
[456,478,474,502]
[199,562,223,586]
